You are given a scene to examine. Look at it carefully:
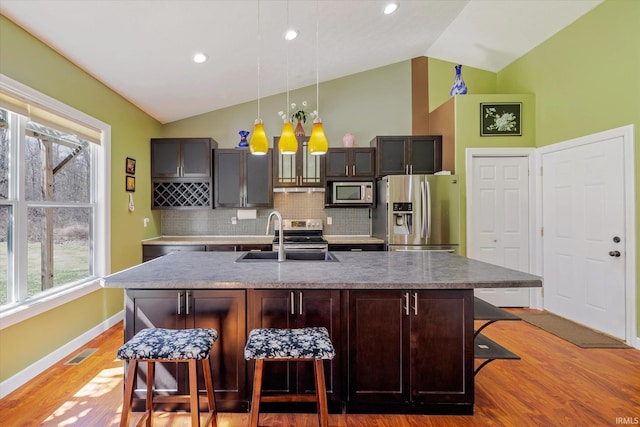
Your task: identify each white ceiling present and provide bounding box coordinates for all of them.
[0,0,602,124]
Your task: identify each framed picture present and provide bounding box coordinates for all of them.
[480,103,522,136]
[126,157,136,175]
[126,176,136,192]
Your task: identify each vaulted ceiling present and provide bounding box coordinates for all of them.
[0,0,603,123]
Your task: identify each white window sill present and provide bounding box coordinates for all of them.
[0,280,105,330]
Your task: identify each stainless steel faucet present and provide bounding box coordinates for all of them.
[266,210,285,262]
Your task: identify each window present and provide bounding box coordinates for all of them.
[0,75,109,313]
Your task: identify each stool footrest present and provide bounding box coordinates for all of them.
[261,394,319,403]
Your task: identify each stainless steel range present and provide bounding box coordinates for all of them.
[271,219,328,252]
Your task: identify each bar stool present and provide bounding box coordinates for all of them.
[117,327,219,427]
[244,327,336,427]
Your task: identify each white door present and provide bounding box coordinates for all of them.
[469,155,531,306]
[542,136,626,339]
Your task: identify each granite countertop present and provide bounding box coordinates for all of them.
[102,251,542,290]
[142,235,385,245]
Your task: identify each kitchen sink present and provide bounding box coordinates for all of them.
[235,251,339,262]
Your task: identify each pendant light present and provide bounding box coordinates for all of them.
[308,0,328,155]
[249,0,269,155]
[278,0,298,155]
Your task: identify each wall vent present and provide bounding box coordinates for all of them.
[64,348,97,366]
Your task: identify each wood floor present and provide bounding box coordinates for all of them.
[1,309,639,427]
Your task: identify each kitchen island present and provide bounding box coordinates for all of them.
[103,251,542,415]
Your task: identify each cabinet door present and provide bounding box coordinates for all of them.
[375,137,409,176]
[151,139,181,178]
[245,149,273,207]
[189,290,247,410]
[410,290,473,404]
[348,290,410,404]
[325,149,349,178]
[352,148,376,178]
[181,139,211,177]
[295,290,341,401]
[125,290,185,395]
[214,150,243,207]
[248,290,296,394]
[409,136,442,174]
[273,137,324,187]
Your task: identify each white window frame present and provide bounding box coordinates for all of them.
[0,74,111,329]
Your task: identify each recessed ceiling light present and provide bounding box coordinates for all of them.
[193,53,208,63]
[284,29,298,41]
[384,2,398,15]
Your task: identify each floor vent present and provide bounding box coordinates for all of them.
[64,348,98,366]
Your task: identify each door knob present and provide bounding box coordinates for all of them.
[609,251,621,257]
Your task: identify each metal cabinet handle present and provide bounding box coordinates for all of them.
[291,291,295,315]
[299,291,303,315]
[403,292,410,316]
[345,166,349,176]
[352,165,356,176]
[186,291,190,315]
[413,292,418,315]
[177,291,182,314]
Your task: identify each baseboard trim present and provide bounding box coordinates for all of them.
[0,310,123,399]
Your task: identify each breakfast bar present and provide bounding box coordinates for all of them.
[103,250,542,415]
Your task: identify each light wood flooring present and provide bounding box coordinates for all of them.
[1,309,639,426]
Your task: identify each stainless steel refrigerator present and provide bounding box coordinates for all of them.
[372,175,461,253]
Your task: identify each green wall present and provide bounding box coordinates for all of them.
[163,61,412,148]
[497,0,640,332]
[0,15,162,382]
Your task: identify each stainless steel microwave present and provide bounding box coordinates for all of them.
[331,181,374,204]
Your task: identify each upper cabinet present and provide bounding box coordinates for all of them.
[273,136,325,188]
[370,136,442,177]
[151,137,217,209]
[325,148,376,179]
[214,148,273,208]
[151,138,214,178]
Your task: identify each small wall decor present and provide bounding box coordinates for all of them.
[126,157,136,174]
[481,103,522,136]
[126,176,136,192]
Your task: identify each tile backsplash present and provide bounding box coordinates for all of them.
[161,193,371,236]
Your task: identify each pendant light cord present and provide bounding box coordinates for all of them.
[315,0,319,118]
[257,0,261,120]
[285,0,290,117]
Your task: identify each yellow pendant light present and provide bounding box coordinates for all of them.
[279,0,298,156]
[308,119,328,155]
[279,120,298,155]
[308,0,328,155]
[249,120,268,155]
[249,0,269,155]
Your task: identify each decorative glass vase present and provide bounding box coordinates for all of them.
[449,64,468,96]
[238,130,250,147]
[294,118,305,137]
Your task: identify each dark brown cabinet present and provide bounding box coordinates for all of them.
[370,135,442,177]
[214,148,273,208]
[124,289,247,411]
[152,138,213,178]
[347,290,473,413]
[142,244,205,262]
[151,137,217,209]
[247,289,341,407]
[273,136,325,188]
[325,148,375,179]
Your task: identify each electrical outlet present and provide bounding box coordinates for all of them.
[143,218,149,227]
[231,217,237,225]
[327,217,332,225]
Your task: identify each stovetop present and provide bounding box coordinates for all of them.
[272,219,327,245]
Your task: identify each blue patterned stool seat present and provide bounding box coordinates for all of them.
[244,327,336,360]
[117,327,218,361]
